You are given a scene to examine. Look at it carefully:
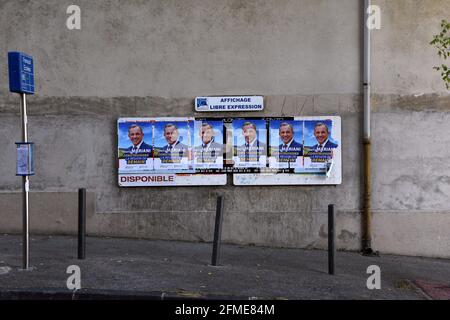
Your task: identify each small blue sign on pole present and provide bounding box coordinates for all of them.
[15,142,35,176]
[8,51,35,94]
[8,51,35,270]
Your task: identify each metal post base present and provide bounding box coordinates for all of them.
[18,267,35,272]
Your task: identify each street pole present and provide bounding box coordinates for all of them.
[363,0,373,254]
[211,196,224,266]
[328,204,335,275]
[20,93,30,270]
[8,51,35,270]
[78,188,86,259]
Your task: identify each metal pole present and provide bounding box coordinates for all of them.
[20,93,30,270]
[78,188,86,259]
[363,141,372,252]
[211,196,224,266]
[363,0,373,253]
[328,204,335,275]
[364,0,371,140]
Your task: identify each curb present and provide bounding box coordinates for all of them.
[0,288,267,300]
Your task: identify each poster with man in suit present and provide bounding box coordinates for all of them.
[153,119,193,172]
[232,119,267,169]
[193,120,224,170]
[301,120,339,173]
[117,120,154,173]
[268,120,303,171]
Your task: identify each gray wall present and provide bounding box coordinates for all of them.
[1,0,449,258]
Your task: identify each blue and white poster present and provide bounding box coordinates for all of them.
[153,119,194,172]
[268,119,304,170]
[231,119,267,169]
[298,119,339,174]
[118,119,154,173]
[195,96,264,112]
[193,120,224,170]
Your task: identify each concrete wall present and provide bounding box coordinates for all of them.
[1,0,449,258]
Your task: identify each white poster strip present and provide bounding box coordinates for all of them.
[195,96,264,112]
[119,173,227,187]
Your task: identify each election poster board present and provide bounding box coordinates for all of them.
[233,116,342,185]
[118,117,226,187]
[117,116,341,186]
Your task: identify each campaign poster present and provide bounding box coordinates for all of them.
[297,119,339,174]
[118,119,154,173]
[193,119,224,171]
[268,119,304,171]
[153,118,194,173]
[231,118,268,169]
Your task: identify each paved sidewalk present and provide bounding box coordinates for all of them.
[0,234,449,300]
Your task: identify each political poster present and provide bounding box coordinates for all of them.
[268,119,303,171]
[118,119,154,174]
[152,118,194,173]
[296,119,339,174]
[231,118,268,170]
[193,119,224,171]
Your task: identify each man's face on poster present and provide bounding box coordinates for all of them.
[279,125,293,145]
[314,125,329,145]
[128,126,143,147]
[242,124,257,144]
[164,126,179,145]
[200,125,214,145]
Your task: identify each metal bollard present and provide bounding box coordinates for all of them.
[328,204,335,275]
[78,188,86,259]
[211,196,224,266]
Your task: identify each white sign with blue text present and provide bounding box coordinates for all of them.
[195,96,264,112]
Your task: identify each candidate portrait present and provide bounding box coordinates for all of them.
[235,121,267,162]
[125,124,153,155]
[158,123,189,163]
[308,122,338,151]
[277,122,303,162]
[194,122,223,163]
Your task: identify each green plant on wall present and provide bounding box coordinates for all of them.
[430,20,450,90]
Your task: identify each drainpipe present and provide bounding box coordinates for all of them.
[362,0,373,254]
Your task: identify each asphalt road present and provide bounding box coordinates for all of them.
[1,234,449,300]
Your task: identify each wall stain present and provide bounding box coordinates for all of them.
[337,230,357,242]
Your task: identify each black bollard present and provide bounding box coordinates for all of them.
[211,196,224,266]
[328,204,335,275]
[78,188,86,259]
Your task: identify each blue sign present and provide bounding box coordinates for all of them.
[8,52,35,94]
[15,142,35,176]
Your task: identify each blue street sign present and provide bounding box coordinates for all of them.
[15,142,35,176]
[8,52,35,94]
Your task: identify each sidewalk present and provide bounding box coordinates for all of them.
[0,234,449,300]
